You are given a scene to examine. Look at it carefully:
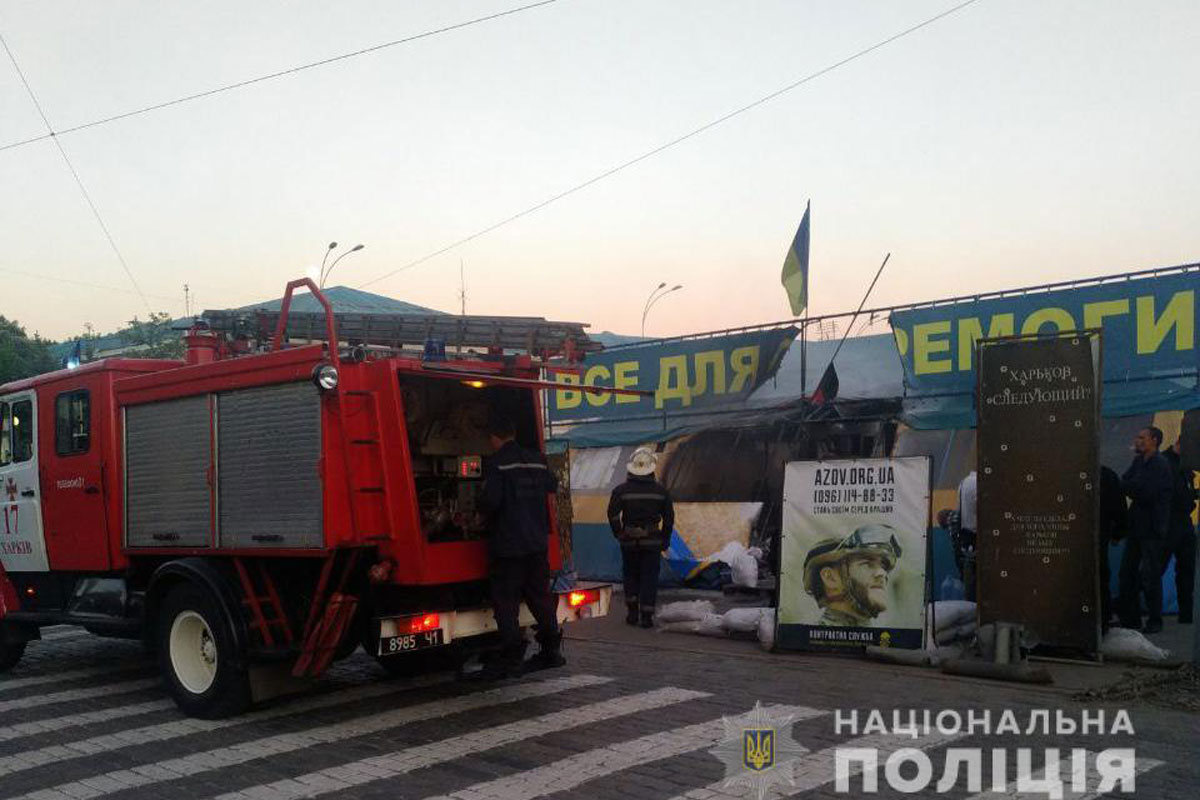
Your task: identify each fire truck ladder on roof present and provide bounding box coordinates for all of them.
[201,308,602,358]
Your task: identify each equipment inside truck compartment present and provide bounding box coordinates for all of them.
[399,374,540,543]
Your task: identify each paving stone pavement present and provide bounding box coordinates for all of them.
[0,620,1196,799]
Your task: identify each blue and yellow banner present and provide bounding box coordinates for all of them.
[889,270,1197,395]
[549,327,797,423]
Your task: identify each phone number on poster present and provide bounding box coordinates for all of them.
[813,488,895,504]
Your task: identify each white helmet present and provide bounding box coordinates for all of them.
[626,446,658,476]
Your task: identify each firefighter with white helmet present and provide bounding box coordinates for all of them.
[607,446,675,627]
[803,524,901,627]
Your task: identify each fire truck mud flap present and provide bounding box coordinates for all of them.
[372,582,612,660]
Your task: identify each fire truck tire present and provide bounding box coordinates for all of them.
[157,584,251,718]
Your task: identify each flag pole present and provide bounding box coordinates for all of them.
[828,252,890,368]
[799,199,811,396]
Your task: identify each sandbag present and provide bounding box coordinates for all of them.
[696,613,728,637]
[658,620,703,634]
[723,607,767,633]
[656,600,716,623]
[935,621,977,646]
[929,601,976,633]
[1100,628,1170,662]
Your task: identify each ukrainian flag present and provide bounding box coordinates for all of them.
[780,201,810,317]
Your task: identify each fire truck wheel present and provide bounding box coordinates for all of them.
[157,584,251,718]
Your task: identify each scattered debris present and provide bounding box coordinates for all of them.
[1074,665,1200,712]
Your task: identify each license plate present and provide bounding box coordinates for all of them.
[378,629,444,656]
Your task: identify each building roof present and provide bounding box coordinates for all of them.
[52,285,445,359]
[235,285,443,316]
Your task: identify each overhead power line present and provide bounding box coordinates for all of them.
[0,0,560,154]
[0,266,179,303]
[0,30,153,314]
[358,0,984,289]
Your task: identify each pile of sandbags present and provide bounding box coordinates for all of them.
[927,600,977,646]
[657,601,776,648]
[655,600,715,624]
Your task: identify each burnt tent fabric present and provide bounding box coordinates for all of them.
[126,395,212,547]
[218,382,323,548]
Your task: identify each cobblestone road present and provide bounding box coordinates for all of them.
[1,622,1197,799]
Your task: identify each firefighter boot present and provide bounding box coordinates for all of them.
[625,601,639,626]
[639,608,655,629]
[525,631,567,672]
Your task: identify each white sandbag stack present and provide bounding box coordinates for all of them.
[656,599,716,623]
[655,600,717,634]
[926,600,977,646]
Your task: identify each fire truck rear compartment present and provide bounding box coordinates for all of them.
[400,374,540,545]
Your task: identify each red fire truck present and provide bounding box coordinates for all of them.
[0,280,610,717]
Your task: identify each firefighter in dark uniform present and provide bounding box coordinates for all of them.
[478,414,563,680]
[607,447,675,628]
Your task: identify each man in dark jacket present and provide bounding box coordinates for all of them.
[1118,426,1174,633]
[1162,434,1198,623]
[607,447,675,628]
[478,414,562,679]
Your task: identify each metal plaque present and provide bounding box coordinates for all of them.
[976,332,1101,653]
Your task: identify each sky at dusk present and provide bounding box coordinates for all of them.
[1,0,1197,342]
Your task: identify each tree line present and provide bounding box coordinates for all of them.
[0,312,185,386]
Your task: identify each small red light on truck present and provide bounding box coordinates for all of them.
[398,613,440,634]
[567,590,598,608]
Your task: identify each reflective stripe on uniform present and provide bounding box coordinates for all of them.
[497,462,548,471]
[620,493,667,501]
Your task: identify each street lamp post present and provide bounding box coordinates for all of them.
[318,241,337,286]
[641,283,682,337]
[641,283,666,337]
[321,244,364,289]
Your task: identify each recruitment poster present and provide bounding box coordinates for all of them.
[777,457,930,651]
[976,332,1102,653]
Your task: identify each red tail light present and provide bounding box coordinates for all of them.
[398,613,440,633]
[566,589,599,608]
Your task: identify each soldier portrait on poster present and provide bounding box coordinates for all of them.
[777,457,930,651]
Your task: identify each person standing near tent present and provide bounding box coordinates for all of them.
[1162,434,1198,623]
[607,447,675,628]
[1118,426,1174,634]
